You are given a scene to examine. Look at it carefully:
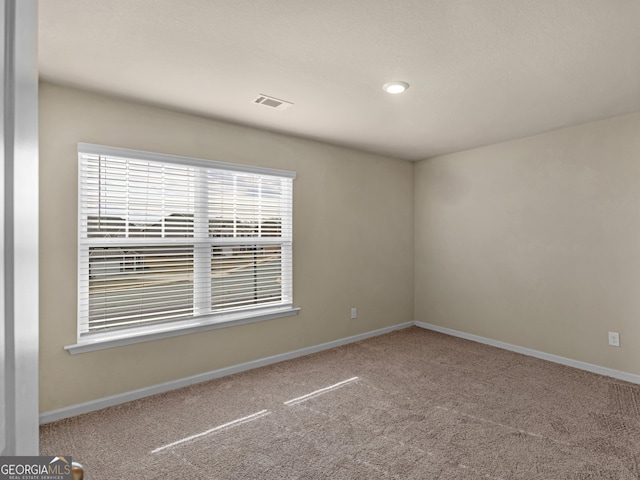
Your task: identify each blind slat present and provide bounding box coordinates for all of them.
[79,149,293,335]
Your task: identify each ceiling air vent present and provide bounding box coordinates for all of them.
[252,94,293,111]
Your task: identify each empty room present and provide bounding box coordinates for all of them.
[2,0,640,479]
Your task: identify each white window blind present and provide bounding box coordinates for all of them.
[78,144,294,339]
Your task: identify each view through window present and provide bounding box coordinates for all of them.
[78,144,294,341]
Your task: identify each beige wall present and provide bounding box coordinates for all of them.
[39,83,415,413]
[415,112,640,375]
[41,80,640,413]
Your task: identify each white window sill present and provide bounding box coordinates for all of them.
[65,306,300,354]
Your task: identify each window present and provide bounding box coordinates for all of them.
[72,143,296,353]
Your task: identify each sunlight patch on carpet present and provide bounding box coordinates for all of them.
[284,376,359,406]
[152,409,271,453]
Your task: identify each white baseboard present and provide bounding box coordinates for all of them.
[42,320,638,424]
[40,322,414,424]
[415,321,640,385]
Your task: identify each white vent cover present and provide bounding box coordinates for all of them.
[252,94,293,111]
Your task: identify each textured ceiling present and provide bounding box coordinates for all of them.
[38,0,640,160]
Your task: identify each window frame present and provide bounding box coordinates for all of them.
[67,143,298,354]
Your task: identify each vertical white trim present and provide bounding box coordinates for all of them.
[77,154,85,341]
[0,0,6,453]
[1,0,39,455]
[280,177,293,304]
[193,166,210,316]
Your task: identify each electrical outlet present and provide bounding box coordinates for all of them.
[350,307,357,319]
[608,332,620,347]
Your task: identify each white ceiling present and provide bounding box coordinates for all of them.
[38,0,640,161]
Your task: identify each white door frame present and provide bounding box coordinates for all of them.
[1,0,39,455]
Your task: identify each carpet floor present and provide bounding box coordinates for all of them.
[40,327,640,479]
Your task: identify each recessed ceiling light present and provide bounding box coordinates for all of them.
[383,81,409,94]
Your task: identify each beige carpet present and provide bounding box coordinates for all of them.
[40,327,640,479]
